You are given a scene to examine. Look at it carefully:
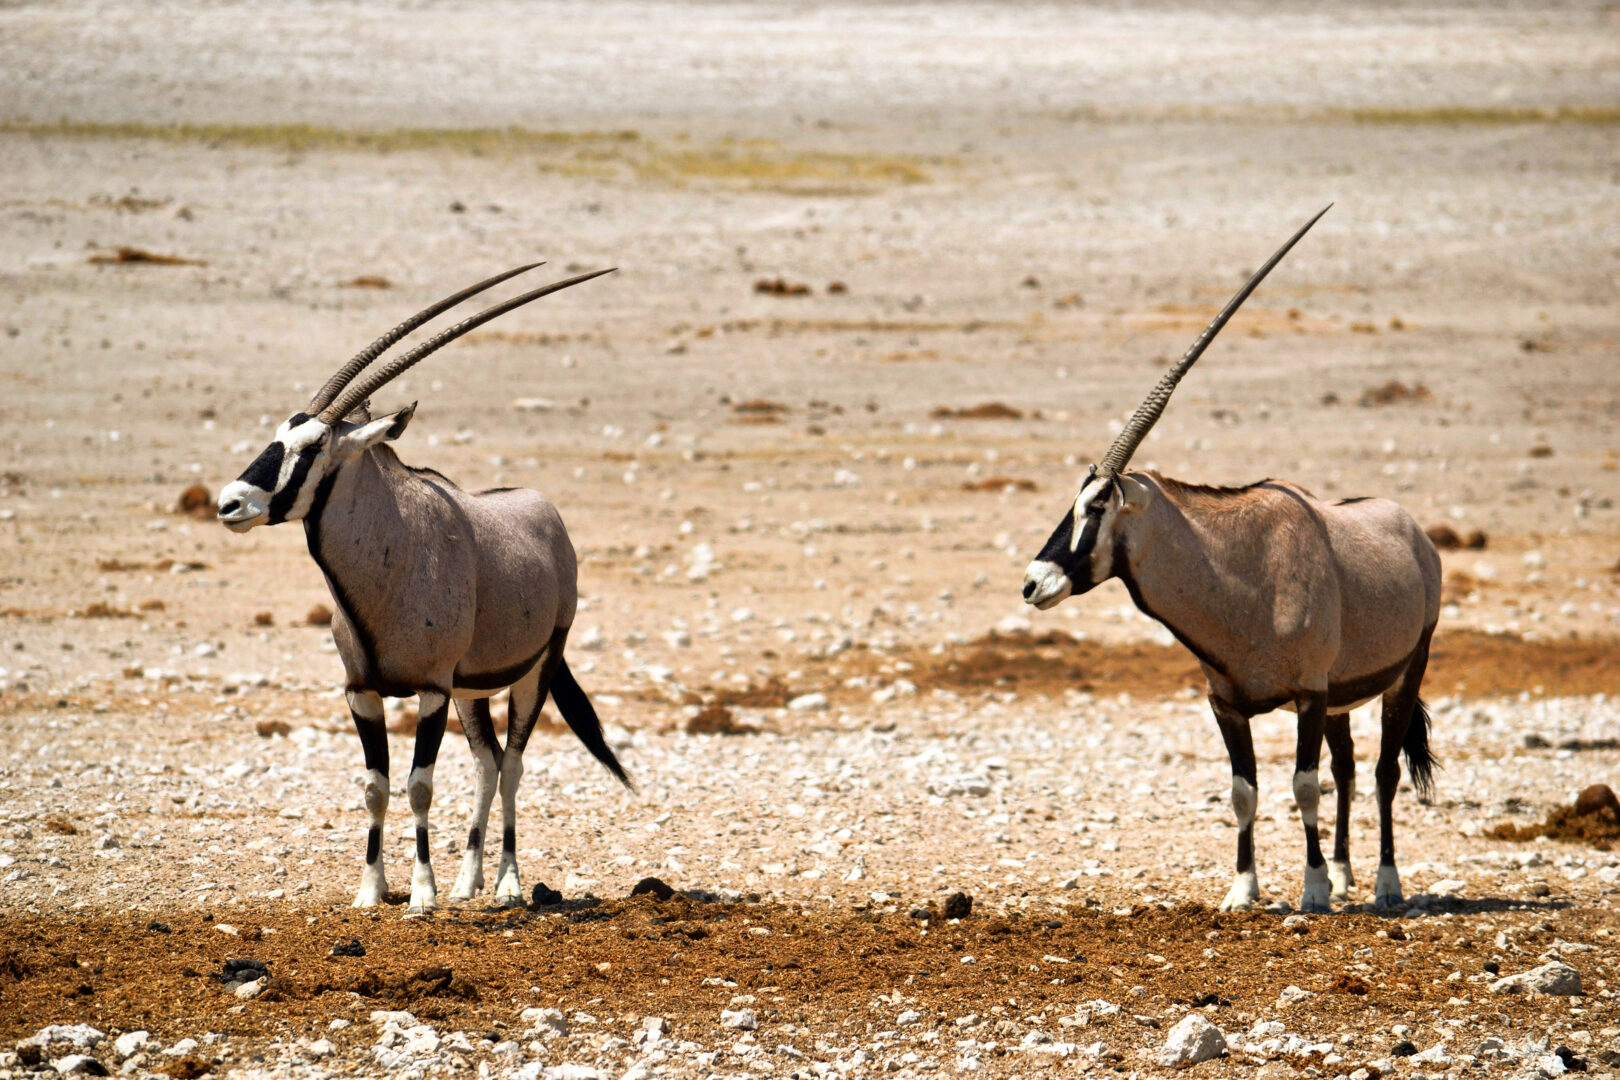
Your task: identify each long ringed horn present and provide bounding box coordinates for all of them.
[306,262,546,416]
[319,267,617,424]
[1096,204,1331,481]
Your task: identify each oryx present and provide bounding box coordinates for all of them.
[217,263,630,914]
[1021,208,1440,913]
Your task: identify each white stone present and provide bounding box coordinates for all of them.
[52,1055,106,1075]
[787,692,829,712]
[306,1039,335,1059]
[1489,961,1582,996]
[897,1010,923,1026]
[521,1007,569,1035]
[113,1032,150,1059]
[721,1009,758,1030]
[29,1025,106,1049]
[1159,1013,1226,1066]
[234,977,266,1000]
[1276,985,1315,1008]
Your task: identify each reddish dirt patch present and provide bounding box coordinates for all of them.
[852,629,1620,702]
[2,902,1611,1052]
[1492,784,1620,850]
[930,402,1023,420]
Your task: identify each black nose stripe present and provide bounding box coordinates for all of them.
[237,441,285,491]
[266,443,321,524]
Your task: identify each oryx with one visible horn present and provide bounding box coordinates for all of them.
[217,263,630,914]
[1021,207,1440,913]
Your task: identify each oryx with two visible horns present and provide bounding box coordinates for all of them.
[1021,208,1440,912]
[218,264,631,914]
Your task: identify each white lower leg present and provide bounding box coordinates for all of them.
[1374,864,1403,908]
[354,767,389,907]
[1329,859,1355,899]
[450,752,498,901]
[1293,770,1331,911]
[1220,777,1260,911]
[407,763,437,913]
[493,754,525,904]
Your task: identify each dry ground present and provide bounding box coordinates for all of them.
[2,2,1620,1077]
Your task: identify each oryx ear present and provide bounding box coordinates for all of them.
[335,402,416,459]
[1116,474,1152,513]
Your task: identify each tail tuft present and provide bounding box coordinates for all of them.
[550,658,633,790]
[1403,695,1437,803]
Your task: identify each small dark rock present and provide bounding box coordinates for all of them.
[1523,733,1551,749]
[943,891,973,920]
[16,1044,43,1066]
[1556,1046,1587,1072]
[1043,920,1063,929]
[329,938,365,958]
[630,876,675,901]
[909,908,930,921]
[1532,883,1551,897]
[531,882,563,907]
[1392,1040,1417,1057]
[1483,960,1500,975]
[147,921,171,934]
[180,967,202,978]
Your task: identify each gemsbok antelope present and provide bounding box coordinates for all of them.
[217,264,630,914]
[1021,208,1440,913]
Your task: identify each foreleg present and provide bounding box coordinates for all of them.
[406,690,449,915]
[1212,697,1260,912]
[450,697,501,902]
[1294,694,1331,912]
[1324,712,1356,900]
[349,690,390,907]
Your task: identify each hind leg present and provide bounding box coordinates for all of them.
[450,698,500,902]
[493,648,565,906]
[1212,697,1261,911]
[1324,712,1356,900]
[1375,636,1433,909]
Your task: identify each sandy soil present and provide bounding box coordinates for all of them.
[2,2,1620,1077]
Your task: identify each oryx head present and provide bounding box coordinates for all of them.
[217,263,614,531]
[1022,205,1331,609]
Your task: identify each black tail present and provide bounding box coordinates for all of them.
[550,658,633,790]
[1403,695,1437,803]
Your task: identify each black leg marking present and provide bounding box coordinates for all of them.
[412,694,450,772]
[1325,713,1355,865]
[503,824,516,855]
[1211,697,1257,875]
[415,827,430,864]
[1296,695,1327,870]
[366,828,381,864]
[467,825,482,851]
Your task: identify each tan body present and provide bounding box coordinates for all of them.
[1118,475,1440,715]
[311,446,577,699]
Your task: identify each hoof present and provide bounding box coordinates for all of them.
[1373,865,1403,910]
[353,872,388,908]
[1328,859,1354,901]
[1219,871,1260,912]
[403,906,434,919]
[492,892,525,910]
[1300,864,1332,913]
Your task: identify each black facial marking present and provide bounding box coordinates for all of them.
[267,442,322,524]
[237,440,284,491]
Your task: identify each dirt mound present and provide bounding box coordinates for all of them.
[1492,784,1620,850]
